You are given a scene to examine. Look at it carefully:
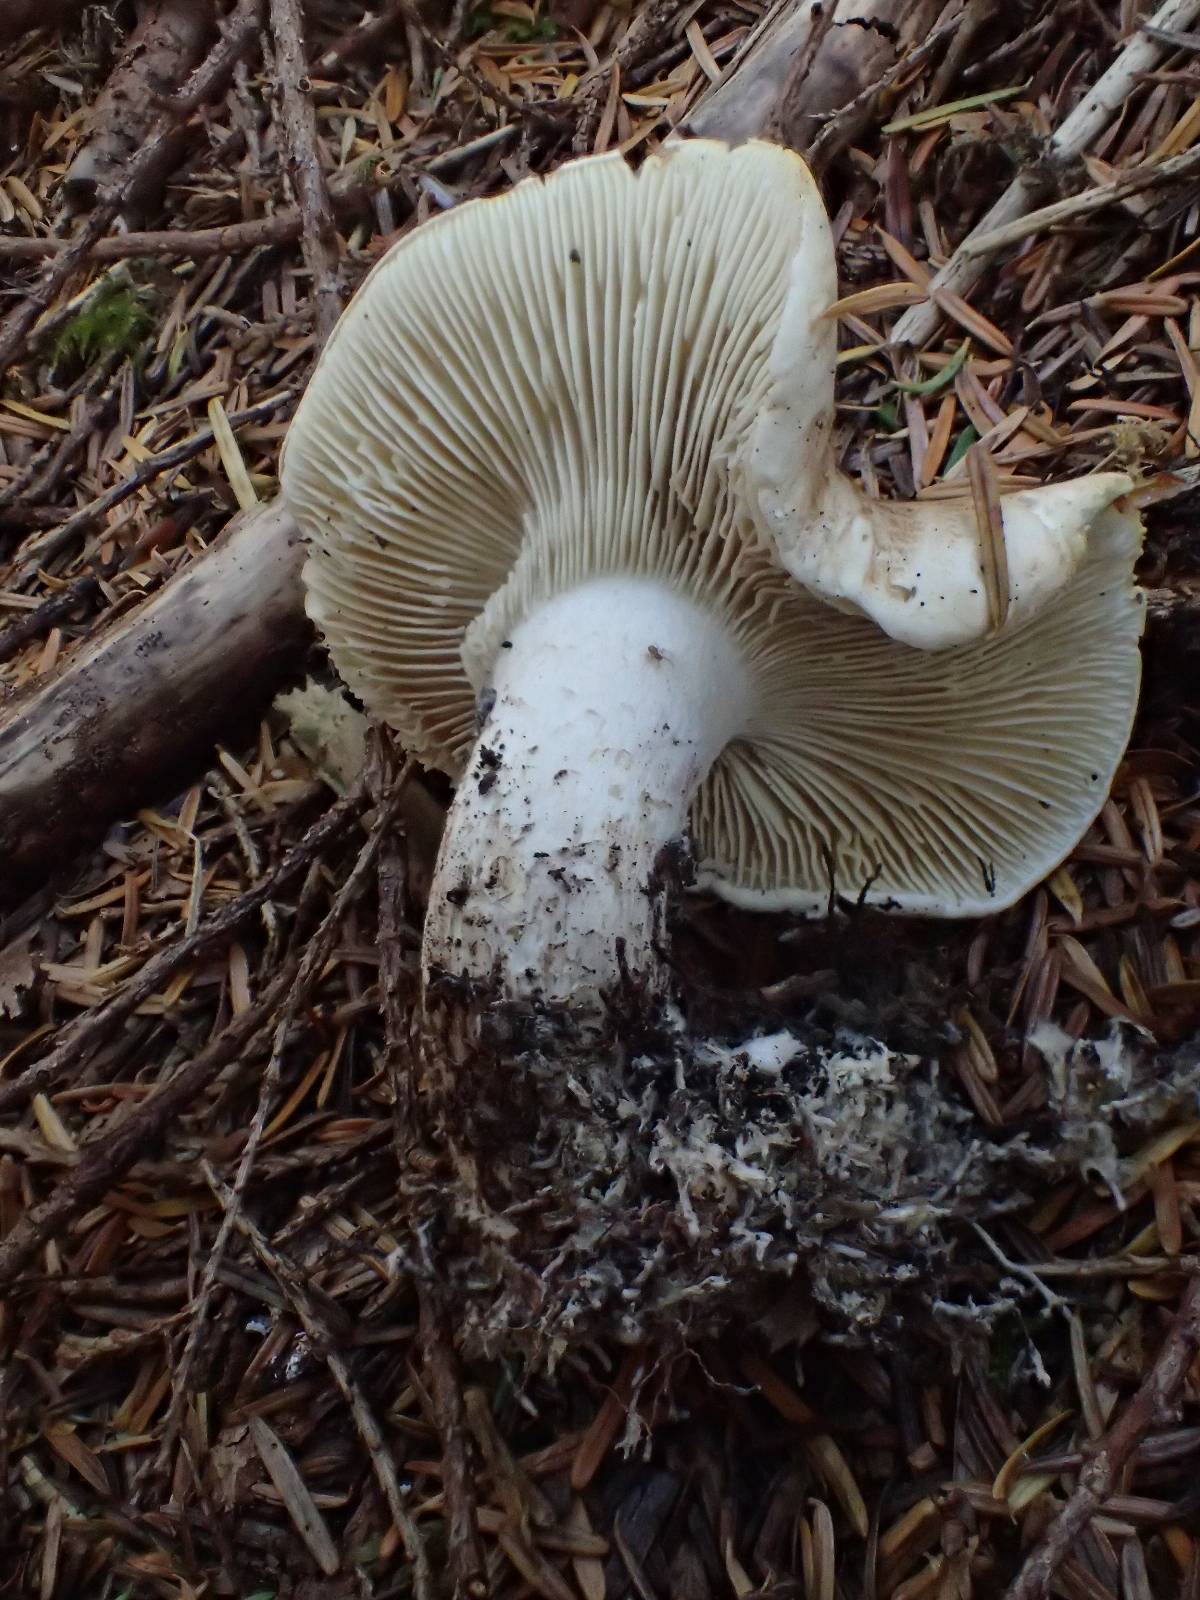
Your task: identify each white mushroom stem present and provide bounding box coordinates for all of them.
[421,576,753,1012]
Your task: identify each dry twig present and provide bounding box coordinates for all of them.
[0,128,518,266]
[959,144,1200,259]
[61,0,215,219]
[269,0,343,348]
[1005,1276,1200,1600]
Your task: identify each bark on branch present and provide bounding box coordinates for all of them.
[62,0,216,223]
[270,0,343,348]
[683,0,941,152]
[0,502,309,906]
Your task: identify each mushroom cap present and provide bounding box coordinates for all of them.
[740,312,1139,651]
[282,137,1145,921]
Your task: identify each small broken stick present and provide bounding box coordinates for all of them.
[1004,1274,1200,1600]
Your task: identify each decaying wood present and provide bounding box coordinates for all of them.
[61,0,216,222]
[0,501,309,903]
[683,0,941,150]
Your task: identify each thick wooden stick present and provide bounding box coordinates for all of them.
[0,501,309,903]
[683,0,940,151]
[62,0,216,220]
[270,0,343,347]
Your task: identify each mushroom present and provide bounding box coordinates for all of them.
[281,139,1144,1018]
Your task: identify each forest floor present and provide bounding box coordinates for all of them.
[2,1,1200,1597]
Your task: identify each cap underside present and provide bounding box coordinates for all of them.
[283,139,1144,919]
[698,504,1144,916]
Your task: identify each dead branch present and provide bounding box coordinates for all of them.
[0,126,518,266]
[0,787,366,1120]
[683,0,941,150]
[62,0,216,222]
[0,355,122,518]
[1004,1275,1200,1600]
[0,0,263,385]
[891,0,1200,351]
[927,0,989,99]
[957,143,1200,258]
[319,0,406,69]
[368,740,482,1591]
[0,215,306,266]
[0,500,310,901]
[270,0,343,348]
[804,1,962,173]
